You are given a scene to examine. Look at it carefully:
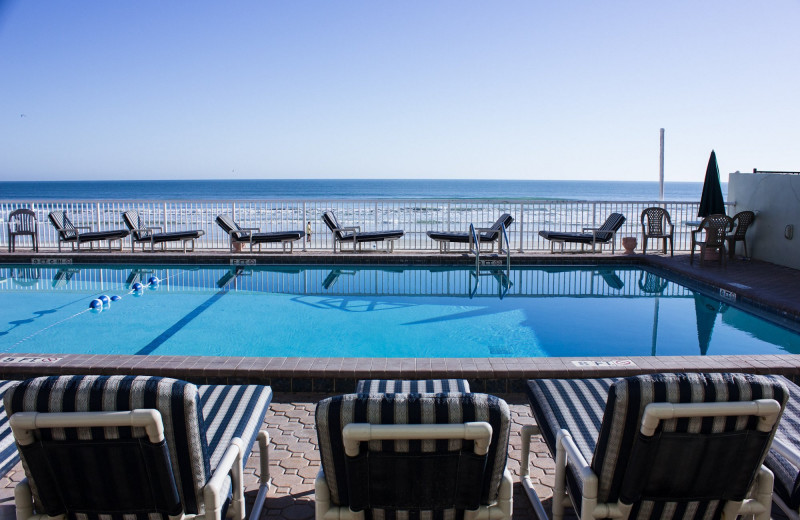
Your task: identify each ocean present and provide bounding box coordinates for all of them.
[0,179,724,201]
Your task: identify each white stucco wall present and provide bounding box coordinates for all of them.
[728,172,800,269]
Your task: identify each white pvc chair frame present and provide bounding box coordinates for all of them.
[314,422,513,520]
[771,438,800,520]
[10,410,271,520]
[521,399,783,520]
[329,225,400,253]
[548,229,620,254]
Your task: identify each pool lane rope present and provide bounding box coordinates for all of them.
[1,273,171,353]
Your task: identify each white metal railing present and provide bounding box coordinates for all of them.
[0,265,694,299]
[0,199,733,252]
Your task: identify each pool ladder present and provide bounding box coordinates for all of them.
[468,222,512,299]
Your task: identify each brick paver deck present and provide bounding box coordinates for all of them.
[0,393,553,520]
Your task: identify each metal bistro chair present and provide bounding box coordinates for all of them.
[727,210,756,259]
[640,207,673,256]
[7,209,38,252]
[690,214,733,265]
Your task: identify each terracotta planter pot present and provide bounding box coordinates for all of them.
[622,237,637,254]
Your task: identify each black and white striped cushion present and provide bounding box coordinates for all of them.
[0,380,20,477]
[766,376,800,510]
[355,379,470,394]
[198,384,272,469]
[5,375,209,515]
[528,373,789,520]
[5,375,272,519]
[316,392,510,515]
[526,376,615,506]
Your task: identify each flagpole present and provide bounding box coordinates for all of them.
[659,128,665,201]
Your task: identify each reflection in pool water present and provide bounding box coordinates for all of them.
[0,264,798,358]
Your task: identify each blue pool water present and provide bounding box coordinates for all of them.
[0,264,797,358]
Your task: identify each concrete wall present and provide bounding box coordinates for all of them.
[728,172,800,269]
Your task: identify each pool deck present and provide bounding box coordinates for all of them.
[0,249,798,518]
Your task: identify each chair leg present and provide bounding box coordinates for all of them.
[642,237,647,255]
[250,431,271,520]
[520,425,549,520]
[14,478,35,520]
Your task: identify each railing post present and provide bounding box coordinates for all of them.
[518,202,524,253]
[95,202,101,230]
[162,202,168,232]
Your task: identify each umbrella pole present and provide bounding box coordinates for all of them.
[651,297,660,356]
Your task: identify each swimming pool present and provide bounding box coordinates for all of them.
[1,264,798,358]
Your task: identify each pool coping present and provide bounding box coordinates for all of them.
[3,250,800,390]
[1,353,799,393]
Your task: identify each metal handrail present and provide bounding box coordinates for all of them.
[500,222,511,280]
[468,223,480,276]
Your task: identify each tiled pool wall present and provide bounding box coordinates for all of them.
[2,251,800,391]
[1,352,800,393]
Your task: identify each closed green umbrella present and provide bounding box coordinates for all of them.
[698,150,726,217]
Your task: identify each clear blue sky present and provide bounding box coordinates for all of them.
[1,1,797,182]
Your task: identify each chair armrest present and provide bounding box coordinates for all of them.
[772,437,800,466]
[589,229,618,240]
[204,437,245,520]
[338,226,360,232]
[556,430,600,514]
[75,226,92,231]
[474,227,500,238]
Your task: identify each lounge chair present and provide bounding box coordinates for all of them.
[727,210,756,259]
[426,213,514,253]
[690,214,733,265]
[321,210,404,253]
[539,212,626,253]
[215,214,304,253]
[521,373,788,520]
[123,210,205,252]
[640,207,674,256]
[0,380,21,479]
[6,375,273,520]
[315,392,512,520]
[48,211,129,252]
[355,378,470,393]
[764,375,800,520]
[7,208,38,252]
